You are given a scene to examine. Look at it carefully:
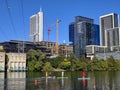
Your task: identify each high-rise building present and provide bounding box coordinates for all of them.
[100,13,119,46]
[69,16,100,59]
[30,8,44,42]
[105,27,120,47]
[69,22,74,43]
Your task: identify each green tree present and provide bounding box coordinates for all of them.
[43,62,54,72]
[107,56,115,70]
[36,50,46,62]
[28,60,35,71]
[27,49,38,61]
[114,60,120,70]
[99,60,108,70]
[49,55,65,68]
[92,57,100,71]
[87,60,93,71]
[68,53,78,71]
[27,49,46,71]
[59,60,71,70]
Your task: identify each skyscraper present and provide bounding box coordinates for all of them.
[69,16,100,59]
[100,13,119,46]
[69,22,74,43]
[30,8,44,42]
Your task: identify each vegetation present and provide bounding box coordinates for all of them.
[27,49,120,71]
[27,49,45,71]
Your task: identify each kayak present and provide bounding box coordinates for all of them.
[77,77,90,80]
[57,77,68,79]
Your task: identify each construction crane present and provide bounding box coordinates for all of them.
[47,19,61,55]
[55,19,61,55]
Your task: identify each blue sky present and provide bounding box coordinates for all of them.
[0,0,120,44]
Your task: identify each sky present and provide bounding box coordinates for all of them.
[0,0,120,44]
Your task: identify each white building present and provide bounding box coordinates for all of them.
[100,13,119,46]
[30,8,44,42]
[7,53,26,71]
[86,45,107,60]
[104,27,120,47]
[0,52,5,71]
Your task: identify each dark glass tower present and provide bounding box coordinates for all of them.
[69,16,100,59]
[69,22,74,43]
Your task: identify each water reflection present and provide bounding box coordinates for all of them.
[0,71,120,90]
[0,72,26,90]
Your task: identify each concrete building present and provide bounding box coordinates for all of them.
[86,45,120,60]
[0,40,51,57]
[86,45,107,60]
[38,41,56,56]
[30,8,44,42]
[7,53,26,71]
[0,52,5,71]
[100,13,119,46]
[59,44,73,57]
[104,27,120,47]
[70,16,100,59]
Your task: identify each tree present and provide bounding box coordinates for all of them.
[68,53,78,71]
[27,49,38,61]
[114,60,120,70]
[36,50,46,62]
[107,56,115,70]
[27,49,46,71]
[49,55,65,68]
[43,62,54,72]
[58,60,71,70]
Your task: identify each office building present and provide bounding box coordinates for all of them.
[100,13,119,46]
[71,16,100,59]
[105,27,120,47]
[30,8,44,42]
[69,22,75,43]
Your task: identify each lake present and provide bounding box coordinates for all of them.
[0,71,120,90]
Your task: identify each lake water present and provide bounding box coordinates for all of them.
[0,71,120,90]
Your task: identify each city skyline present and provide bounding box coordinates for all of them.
[0,0,119,44]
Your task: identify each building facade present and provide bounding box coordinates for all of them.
[0,40,51,57]
[7,53,26,71]
[100,13,119,46]
[38,41,56,56]
[71,16,100,59]
[105,27,120,47]
[0,52,5,71]
[69,22,75,43]
[59,44,73,57]
[30,8,44,42]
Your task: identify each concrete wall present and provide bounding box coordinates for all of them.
[7,53,26,71]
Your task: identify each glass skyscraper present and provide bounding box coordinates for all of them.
[69,16,100,59]
[69,22,74,43]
